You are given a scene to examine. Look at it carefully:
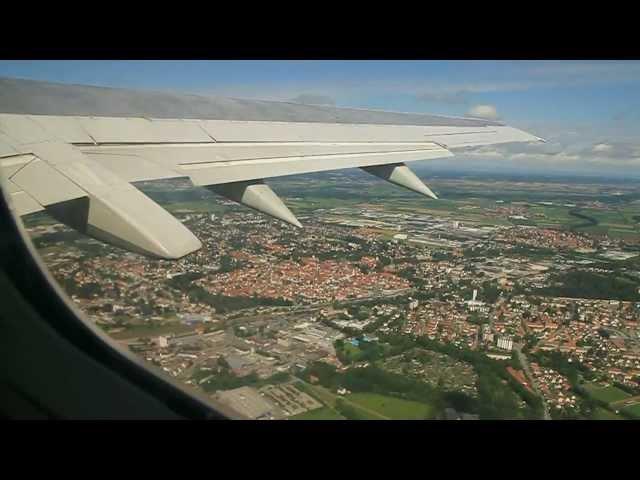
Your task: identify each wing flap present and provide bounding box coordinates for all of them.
[0,153,37,178]
[11,157,87,205]
[9,189,44,215]
[0,132,19,157]
[0,114,53,145]
[76,116,215,144]
[81,152,186,183]
[2,177,45,215]
[28,114,96,144]
[2,142,201,259]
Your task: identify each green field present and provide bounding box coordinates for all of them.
[294,382,379,419]
[164,201,229,214]
[583,384,631,404]
[290,407,345,420]
[109,322,194,339]
[295,382,434,420]
[620,403,640,419]
[339,343,363,362]
[288,197,358,211]
[296,382,339,407]
[346,393,435,420]
[591,407,625,420]
[338,405,382,420]
[131,178,640,244]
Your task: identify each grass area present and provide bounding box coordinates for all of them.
[296,381,397,420]
[337,403,384,420]
[295,382,339,408]
[108,322,194,339]
[346,392,435,420]
[340,343,363,362]
[608,231,640,241]
[583,383,631,404]
[35,245,71,257]
[163,201,229,214]
[288,197,359,211]
[289,407,346,420]
[568,208,640,239]
[378,229,402,240]
[135,181,640,246]
[529,206,574,226]
[591,407,625,420]
[294,381,355,420]
[620,403,640,419]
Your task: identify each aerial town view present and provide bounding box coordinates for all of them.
[23,169,640,420]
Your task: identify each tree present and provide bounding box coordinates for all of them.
[572,306,580,323]
[217,356,230,370]
[379,256,392,267]
[219,254,237,273]
[481,281,500,304]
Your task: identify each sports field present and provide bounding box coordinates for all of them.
[346,392,435,420]
[621,403,640,419]
[591,407,624,420]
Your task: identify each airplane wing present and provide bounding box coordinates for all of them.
[0,77,542,259]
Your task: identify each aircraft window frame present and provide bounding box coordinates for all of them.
[0,178,232,420]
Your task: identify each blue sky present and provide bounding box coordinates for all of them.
[2,60,640,177]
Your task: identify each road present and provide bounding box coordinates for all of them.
[514,344,551,420]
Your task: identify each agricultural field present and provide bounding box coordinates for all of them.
[284,176,640,240]
[93,174,640,254]
[571,209,640,240]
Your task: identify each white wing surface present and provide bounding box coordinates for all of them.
[0,77,542,259]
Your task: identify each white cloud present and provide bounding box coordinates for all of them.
[454,135,640,175]
[592,143,613,153]
[466,104,500,120]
